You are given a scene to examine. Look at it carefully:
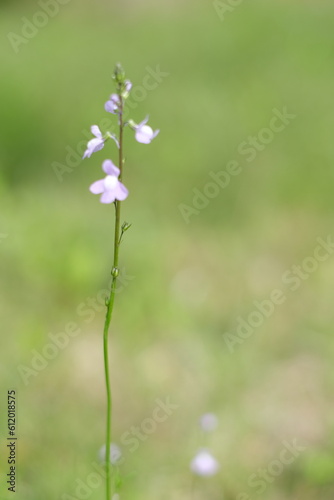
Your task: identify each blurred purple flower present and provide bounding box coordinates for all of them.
[190,449,219,477]
[83,125,105,159]
[135,116,159,144]
[89,160,128,204]
[200,413,218,432]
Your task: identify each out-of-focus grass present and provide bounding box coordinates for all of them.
[1,0,334,499]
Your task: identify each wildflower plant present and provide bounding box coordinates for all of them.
[82,63,159,500]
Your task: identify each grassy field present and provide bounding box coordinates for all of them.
[1,1,334,499]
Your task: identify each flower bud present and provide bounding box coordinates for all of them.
[111,267,119,278]
[121,222,132,232]
[113,63,126,85]
[122,79,132,99]
[127,119,136,130]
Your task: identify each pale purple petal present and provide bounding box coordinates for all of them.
[114,182,129,201]
[89,179,105,194]
[102,160,120,177]
[88,138,104,152]
[152,129,160,139]
[105,94,120,114]
[138,115,149,127]
[83,138,104,158]
[104,175,118,190]
[135,125,154,144]
[105,101,117,114]
[135,132,150,144]
[91,125,102,138]
[110,94,120,105]
[100,189,116,204]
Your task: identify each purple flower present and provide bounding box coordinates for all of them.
[89,160,129,204]
[83,125,105,159]
[190,449,219,477]
[105,94,120,114]
[135,116,159,144]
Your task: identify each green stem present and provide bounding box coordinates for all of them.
[103,94,124,500]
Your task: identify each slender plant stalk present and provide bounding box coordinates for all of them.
[82,63,158,500]
[103,92,124,500]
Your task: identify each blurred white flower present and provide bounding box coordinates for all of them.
[98,443,122,464]
[190,449,219,477]
[200,413,218,432]
[112,495,120,500]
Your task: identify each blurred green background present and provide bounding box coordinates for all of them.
[1,0,334,498]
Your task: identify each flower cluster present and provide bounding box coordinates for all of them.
[82,65,159,204]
